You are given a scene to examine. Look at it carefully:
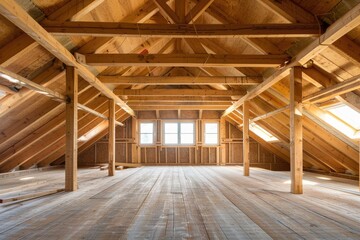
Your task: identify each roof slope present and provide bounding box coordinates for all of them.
[0,0,359,175]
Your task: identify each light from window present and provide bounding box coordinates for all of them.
[140,122,154,144]
[323,104,360,139]
[204,122,219,145]
[250,123,279,142]
[164,122,195,145]
[164,123,178,144]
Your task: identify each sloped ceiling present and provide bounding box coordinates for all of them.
[0,0,359,175]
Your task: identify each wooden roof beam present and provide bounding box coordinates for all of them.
[0,66,124,126]
[222,3,360,117]
[185,0,215,23]
[303,74,360,103]
[0,0,103,67]
[131,106,227,110]
[43,21,320,38]
[0,0,135,116]
[99,75,262,85]
[114,88,245,96]
[153,0,180,23]
[77,53,288,67]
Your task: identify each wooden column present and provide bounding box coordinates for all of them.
[65,66,78,191]
[220,117,226,165]
[290,67,303,194]
[108,99,115,176]
[131,117,139,163]
[243,101,250,176]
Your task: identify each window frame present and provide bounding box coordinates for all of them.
[321,103,360,139]
[139,121,156,146]
[203,120,220,146]
[162,120,196,146]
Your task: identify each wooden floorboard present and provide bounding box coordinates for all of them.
[0,166,359,239]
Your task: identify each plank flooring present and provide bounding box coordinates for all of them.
[0,166,359,239]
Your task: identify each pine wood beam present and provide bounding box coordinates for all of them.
[222,3,360,117]
[0,0,135,117]
[124,96,236,102]
[0,0,102,67]
[290,67,303,194]
[77,53,288,67]
[65,66,78,192]
[99,75,262,85]
[243,101,250,176]
[131,117,139,164]
[185,0,215,23]
[43,21,320,38]
[303,74,360,103]
[153,0,180,23]
[114,88,244,96]
[0,66,123,126]
[131,106,227,110]
[108,99,116,176]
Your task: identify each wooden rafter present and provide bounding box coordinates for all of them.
[185,0,215,23]
[153,0,180,23]
[43,21,320,38]
[0,0,135,116]
[222,3,360,117]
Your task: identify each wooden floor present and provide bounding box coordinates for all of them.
[0,166,359,239]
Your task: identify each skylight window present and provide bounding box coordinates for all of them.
[323,104,360,139]
[249,123,279,142]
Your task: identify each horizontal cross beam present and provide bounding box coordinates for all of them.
[76,53,289,68]
[99,75,262,85]
[43,21,321,38]
[114,88,245,96]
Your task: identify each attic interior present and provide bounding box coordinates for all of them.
[0,0,360,239]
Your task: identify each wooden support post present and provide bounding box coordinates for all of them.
[220,117,226,165]
[65,66,78,192]
[243,101,250,176]
[290,67,303,194]
[131,117,139,163]
[108,99,115,176]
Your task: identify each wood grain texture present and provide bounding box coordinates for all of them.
[0,167,359,239]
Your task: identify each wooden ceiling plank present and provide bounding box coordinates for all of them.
[257,0,316,23]
[222,3,360,117]
[0,0,135,116]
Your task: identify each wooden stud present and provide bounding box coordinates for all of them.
[65,66,78,192]
[220,118,226,165]
[131,117,139,163]
[243,101,250,176]
[108,99,115,176]
[290,67,303,194]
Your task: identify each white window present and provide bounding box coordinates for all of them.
[204,122,219,145]
[250,123,279,142]
[322,104,360,139]
[140,122,154,144]
[164,122,195,145]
